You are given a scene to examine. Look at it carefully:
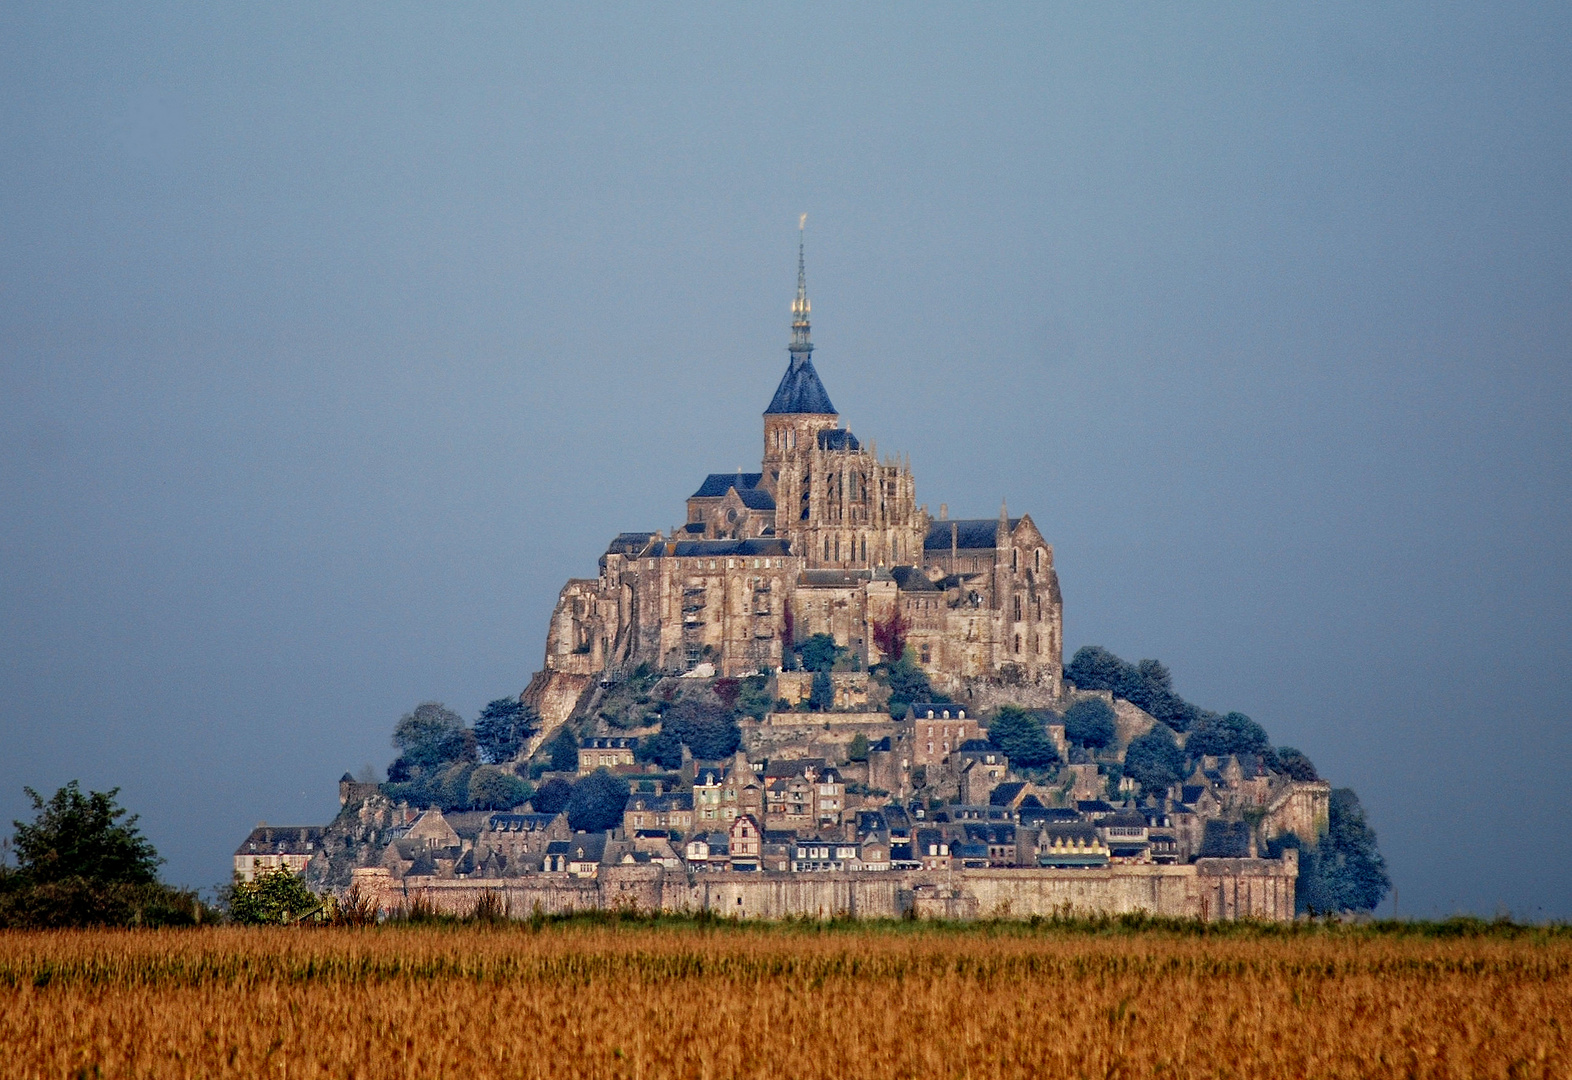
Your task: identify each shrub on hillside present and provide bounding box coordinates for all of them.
[1063,698,1117,749]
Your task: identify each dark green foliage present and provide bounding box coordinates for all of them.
[1320,789,1390,911]
[531,777,573,816]
[474,698,537,764]
[1065,646,1199,731]
[1276,747,1320,781]
[1124,724,1186,796]
[880,652,949,716]
[799,633,841,673]
[1063,698,1117,749]
[985,706,1059,769]
[733,675,775,721]
[635,727,685,770]
[392,702,474,769]
[1199,819,1253,858]
[545,726,580,773]
[11,782,161,886]
[847,733,870,763]
[1269,790,1390,914]
[566,768,630,833]
[809,669,833,711]
[1187,711,1270,758]
[662,697,742,760]
[0,782,208,929]
[0,874,207,929]
[466,765,533,810]
[226,866,322,925]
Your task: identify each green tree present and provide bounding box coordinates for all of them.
[1063,698,1117,750]
[467,765,532,810]
[635,727,685,770]
[227,866,322,925]
[1276,747,1319,781]
[544,726,580,773]
[662,697,741,759]
[985,707,1058,769]
[12,781,161,886]
[882,652,948,716]
[566,769,630,833]
[799,633,841,673]
[474,698,537,764]
[392,702,473,770]
[1187,711,1270,758]
[531,777,573,816]
[809,669,834,711]
[847,733,870,763]
[1124,724,1185,796]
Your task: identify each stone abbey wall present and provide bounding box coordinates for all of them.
[350,850,1298,923]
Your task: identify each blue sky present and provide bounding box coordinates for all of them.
[2,4,1568,917]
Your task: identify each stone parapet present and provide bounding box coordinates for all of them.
[347,855,1298,923]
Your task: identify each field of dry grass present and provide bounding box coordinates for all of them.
[2,918,1568,1079]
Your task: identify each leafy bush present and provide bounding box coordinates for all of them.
[1063,699,1117,749]
[985,706,1059,769]
[1065,647,1199,731]
[799,633,841,673]
[634,728,685,770]
[1187,711,1270,758]
[1276,747,1320,781]
[566,769,630,833]
[531,777,574,816]
[662,697,741,760]
[545,726,580,773]
[809,670,833,711]
[880,652,949,716]
[467,765,533,810]
[1124,724,1186,796]
[847,733,870,763]
[226,867,323,925]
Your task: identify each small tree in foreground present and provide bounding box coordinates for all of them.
[227,867,322,925]
[12,781,161,886]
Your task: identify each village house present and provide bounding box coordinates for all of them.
[233,826,324,883]
[578,737,638,774]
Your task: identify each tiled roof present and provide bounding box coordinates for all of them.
[234,826,324,857]
[890,565,940,592]
[816,428,860,451]
[665,539,792,558]
[606,532,657,556]
[764,357,837,415]
[923,518,1022,552]
[691,472,765,498]
[736,487,777,511]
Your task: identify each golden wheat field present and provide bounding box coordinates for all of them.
[1,919,1568,1080]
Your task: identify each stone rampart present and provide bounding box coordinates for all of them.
[351,852,1297,922]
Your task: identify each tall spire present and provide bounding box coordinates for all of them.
[789,213,813,367]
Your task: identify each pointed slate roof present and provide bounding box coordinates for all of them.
[764,356,837,415]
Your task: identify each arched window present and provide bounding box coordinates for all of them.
[1035,548,1042,572]
[1011,549,1017,571]
[1014,634,1022,654]
[1014,596,1022,620]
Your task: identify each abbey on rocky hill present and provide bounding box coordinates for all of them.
[529,230,1063,728]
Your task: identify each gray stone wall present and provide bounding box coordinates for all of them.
[351,852,1298,923]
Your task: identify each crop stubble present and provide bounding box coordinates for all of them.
[0,923,1567,1079]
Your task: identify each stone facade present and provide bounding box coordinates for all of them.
[349,850,1299,923]
[524,246,1063,732]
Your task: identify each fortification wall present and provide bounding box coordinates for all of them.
[352,852,1297,922]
